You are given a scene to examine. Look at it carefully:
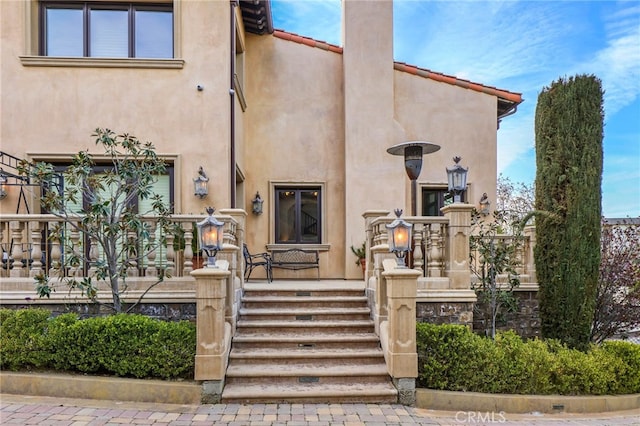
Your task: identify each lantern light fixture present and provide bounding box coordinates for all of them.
[193,166,209,199]
[196,207,224,268]
[446,156,469,203]
[251,191,264,215]
[479,192,491,215]
[0,171,7,200]
[386,209,413,268]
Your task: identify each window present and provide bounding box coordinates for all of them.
[421,188,454,216]
[275,187,321,244]
[41,2,173,58]
[48,163,174,214]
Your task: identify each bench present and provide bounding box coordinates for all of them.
[270,248,320,280]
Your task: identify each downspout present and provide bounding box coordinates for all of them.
[230,0,237,208]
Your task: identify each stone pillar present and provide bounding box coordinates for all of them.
[381,260,420,406]
[441,204,474,289]
[191,263,232,403]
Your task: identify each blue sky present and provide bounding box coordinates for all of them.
[271,0,640,218]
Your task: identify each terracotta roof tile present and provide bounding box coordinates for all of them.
[272,29,523,107]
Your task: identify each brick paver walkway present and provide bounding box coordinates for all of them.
[2,394,639,425]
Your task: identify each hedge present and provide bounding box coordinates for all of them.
[0,308,196,380]
[417,323,640,395]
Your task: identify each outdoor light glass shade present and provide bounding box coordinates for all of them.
[193,175,209,198]
[196,207,224,268]
[0,173,7,200]
[251,192,264,215]
[386,209,413,268]
[446,156,469,203]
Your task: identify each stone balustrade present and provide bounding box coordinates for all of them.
[0,213,241,280]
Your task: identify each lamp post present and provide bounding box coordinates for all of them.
[446,156,468,203]
[196,207,224,268]
[387,141,440,216]
[386,209,413,268]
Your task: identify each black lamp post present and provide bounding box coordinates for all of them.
[387,141,441,216]
[196,207,224,268]
[446,156,469,203]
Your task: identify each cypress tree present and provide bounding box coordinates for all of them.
[534,75,603,349]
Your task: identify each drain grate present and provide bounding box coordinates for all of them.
[296,291,311,297]
[298,343,315,349]
[299,376,319,383]
[296,315,313,321]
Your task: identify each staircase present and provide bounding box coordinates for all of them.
[221,285,398,403]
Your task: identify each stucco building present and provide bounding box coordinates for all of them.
[1,0,522,280]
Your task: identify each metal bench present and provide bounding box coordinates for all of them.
[270,248,319,280]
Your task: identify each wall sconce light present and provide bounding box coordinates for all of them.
[479,193,491,215]
[0,171,7,200]
[386,208,413,268]
[251,191,264,215]
[446,156,469,203]
[196,207,224,268]
[193,166,209,199]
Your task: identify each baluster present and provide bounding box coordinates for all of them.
[68,221,82,277]
[126,230,138,277]
[412,223,424,275]
[146,220,157,277]
[49,221,62,278]
[9,221,24,277]
[514,237,525,276]
[29,221,43,277]
[88,235,99,276]
[428,223,444,277]
[165,232,175,277]
[183,222,194,274]
[0,225,6,276]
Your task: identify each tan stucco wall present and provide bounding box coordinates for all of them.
[393,71,498,210]
[1,0,505,280]
[243,34,346,278]
[0,0,233,216]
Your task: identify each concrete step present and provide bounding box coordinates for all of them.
[231,332,381,350]
[238,307,371,321]
[221,382,398,404]
[223,286,395,404]
[243,289,366,298]
[241,295,369,309]
[228,347,385,365]
[236,319,375,334]
[225,363,390,383]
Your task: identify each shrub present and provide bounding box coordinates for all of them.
[0,308,52,370]
[417,322,640,395]
[0,308,196,380]
[601,340,640,394]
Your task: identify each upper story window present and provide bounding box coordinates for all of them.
[41,2,173,58]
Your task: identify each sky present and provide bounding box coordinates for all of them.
[270,0,640,218]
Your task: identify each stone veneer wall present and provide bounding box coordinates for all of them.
[1,303,197,322]
[415,290,541,339]
[472,290,541,338]
[416,302,475,327]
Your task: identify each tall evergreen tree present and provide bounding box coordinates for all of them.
[534,75,604,349]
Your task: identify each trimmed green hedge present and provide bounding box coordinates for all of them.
[0,308,196,380]
[417,323,640,395]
